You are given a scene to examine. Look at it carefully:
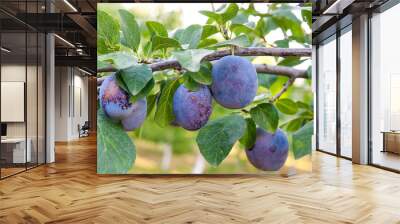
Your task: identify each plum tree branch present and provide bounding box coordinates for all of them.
[202,47,311,59]
[97,64,307,86]
[97,47,310,85]
[270,77,296,102]
[99,47,310,72]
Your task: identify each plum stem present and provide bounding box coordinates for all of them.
[270,77,296,102]
[211,3,229,40]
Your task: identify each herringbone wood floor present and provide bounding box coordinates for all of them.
[1,135,400,224]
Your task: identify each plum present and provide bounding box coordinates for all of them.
[173,84,212,131]
[211,55,258,109]
[246,128,289,171]
[99,75,134,120]
[121,99,147,131]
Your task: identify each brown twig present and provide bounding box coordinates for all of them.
[270,77,296,102]
[97,64,307,86]
[98,47,311,73]
[97,47,311,85]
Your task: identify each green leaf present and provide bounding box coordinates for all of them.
[306,66,312,78]
[299,110,314,120]
[278,57,305,67]
[200,4,238,25]
[230,24,254,35]
[221,3,239,23]
[198,38,218,48]
[201,25,219,39]
[255,17,278,37]
[231,12,249,24]
[97,108,135,174]
[273,6,301,24]
[97,38,110,54]
[258,74,277,89]
[98,10,120,48]
[282,117,305,132]
[196,115,246,166]
[199,10,223,24]
[239,118,256,149]
[143,41,152,57]
[172,49,213,72]
[276,98,298,115]
[178,25,203,49]
[146,21,168,37]
[119,9,140,51]
[213,35,250,48]
[130,78,154,102]
[296,101,312,110]
[97,60,111,71]
[183,74,200,91]
[272,7,305,41]
[301,9,312,27]
[291,121,313,159]
[275,39,289,48]
[115,72,130,93]
[186,63,213,85]
[117,64,153,96]
[250,103,279,133]
[146,94,158,116]
[98,52,137,69]
[151,35,182,51]
[173,29,185,40]
[154,78,180,127]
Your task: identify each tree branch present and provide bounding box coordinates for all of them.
[97,47,310,85]
[203,47,311,60]
[254,64,307,79]
[270,77,296,102]
[98,47,310,72]
[97,64,307,86]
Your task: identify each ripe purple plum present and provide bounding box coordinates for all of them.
[211,55,258,109]
[99,75,134,120]
[173,85,212,131]
[121,99,147,131]
[246,128,289,171]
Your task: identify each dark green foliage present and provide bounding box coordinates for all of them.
[98,108,135,174]
[197,115,246,166]
[250,103,279,133]
[239,118,257,149]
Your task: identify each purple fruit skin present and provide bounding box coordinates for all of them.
[99,75,134,120]
[173,85,212,131]
[211,55,258,109]
[246,128,289,171]
[121,99,147,131]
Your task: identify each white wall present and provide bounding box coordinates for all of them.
[54,67,89,141]
[1,63,46,164]
[54,66,69,141]
[1,65,35,138]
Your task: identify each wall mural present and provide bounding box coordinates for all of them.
[97,3,313,174]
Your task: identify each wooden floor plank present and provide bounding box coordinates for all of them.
[0,135,399,223]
